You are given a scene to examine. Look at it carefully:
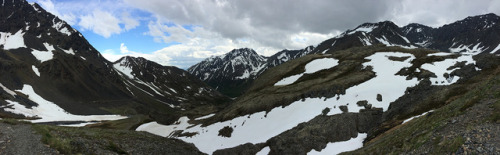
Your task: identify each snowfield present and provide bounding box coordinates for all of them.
[421,53,476,85]
[308,133,367,155]
[275,57,339,86]
[1,84,126,124]
[0,30,26,50]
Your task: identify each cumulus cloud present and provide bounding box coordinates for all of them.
[34,0,140,38]
[384,0,500,27]
[125,0,392,50]
[78,10,122,38]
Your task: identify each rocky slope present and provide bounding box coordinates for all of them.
[187,48,267,97]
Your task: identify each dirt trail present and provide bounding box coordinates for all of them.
[0,122,58,155]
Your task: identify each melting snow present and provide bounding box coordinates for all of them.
[428,52,454,56]
[32,65,40,77]
[0,83,16,96]
[490,44,500,54]
[137,52,419,154]
[114,64,134,79]
[62,48,75,55]
[0,30,26,50]
[275,58,339,86]
[421,53,476,85]
[195,114,215,120]
[348,26,376,35]
[449,43,485,54]
[31,50,54,63]
[256,146,271,155]
[307,133,367,155]
[2,84,126,123]
[402,110,434,124]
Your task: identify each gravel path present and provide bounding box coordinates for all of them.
[0,122,58,155]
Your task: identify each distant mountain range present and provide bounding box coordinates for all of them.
[189,13,500,97]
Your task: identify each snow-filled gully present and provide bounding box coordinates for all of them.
[1,84,126,125]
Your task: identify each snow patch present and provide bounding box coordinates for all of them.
[449,43,485,54]
[402,110,434,124]
[428,52,454,56]
[195,114,215,120]
[2,84,126,123]
[275,58,339,86]
[0,30,26,50]
[348,26,376,35]
[31,50,54,63]
[490,44,500,54]
[256,146,271,155]
[421,53,476,85]
[0,83,16,96]
[32,65,40,77]
[114,64,134,79]
[308,133,367,155]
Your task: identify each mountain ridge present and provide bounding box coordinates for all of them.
[188,13,500,98]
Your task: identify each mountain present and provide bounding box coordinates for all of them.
[189,14,500,98]
[187,48,267,97]
[113,56,229,108]
[0,0,228,125]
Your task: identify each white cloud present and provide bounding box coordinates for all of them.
[384,0,499,27]
[36,0,77,25]
[34,0,141,38]
[122,12,140,31]
[78,10,122,38]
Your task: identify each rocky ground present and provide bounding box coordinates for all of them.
[0,121,58,154]
[0,119,205,155]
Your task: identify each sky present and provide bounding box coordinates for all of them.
[26,0,500,69]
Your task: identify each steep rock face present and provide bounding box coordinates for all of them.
[266,46,314,68]
[188,48,267,97]
[0,0,130,115]
[402,23,434,47]
[430,13,500,54]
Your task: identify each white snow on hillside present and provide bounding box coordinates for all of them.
[137,52,420,154]
[421,53,476,85]
[348,26,377,35]
[308,133,367,155]
[195,114,215,120]
[256,146,271,155]
[449,43,485,54]
[0,83,16,96]
[32,65,40,77]
[402,110,434,124]
[2,84,126,123]
[275,58,339,86]
[0,30,26,50]
[114,63,135,79]
[489,44,500,54]
[31,50,54,63]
